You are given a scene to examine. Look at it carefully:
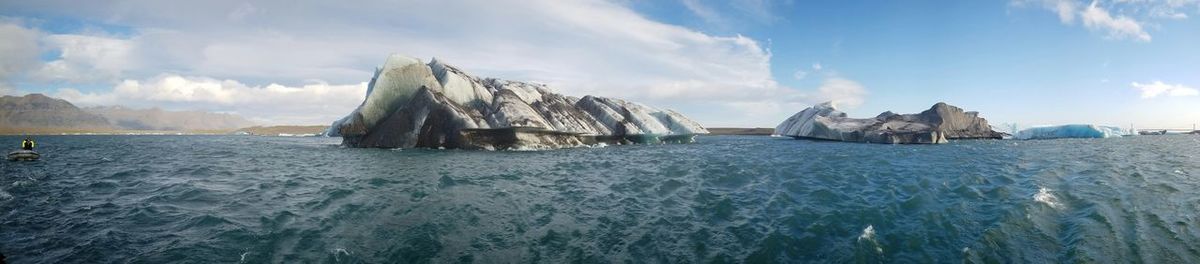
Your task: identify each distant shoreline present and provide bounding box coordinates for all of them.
[706,127,775,136]
[0,125,329,137]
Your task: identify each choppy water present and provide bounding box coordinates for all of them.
[2,135,1199,263]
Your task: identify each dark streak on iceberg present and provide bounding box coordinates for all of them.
[328,54,708,150]
[774,102,1003,144]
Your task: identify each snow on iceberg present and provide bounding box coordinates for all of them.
[1014,124,1127,140]
[328,54,708,149]
[773,102,1003,144]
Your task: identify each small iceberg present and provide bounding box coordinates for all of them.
[1015,124,1126,140]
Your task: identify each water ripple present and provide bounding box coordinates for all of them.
[1,135,1199,262]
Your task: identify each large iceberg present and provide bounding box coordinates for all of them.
[774,102,1003,144]
[1014,124,1127,140]
[328,54,708,150]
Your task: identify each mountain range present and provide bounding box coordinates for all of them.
[86,106,255,131]
[1,94,256,134]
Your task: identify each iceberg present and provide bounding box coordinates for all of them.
[329,54,708,150]
[1014,124,1127,140]
[774,102,1003,144]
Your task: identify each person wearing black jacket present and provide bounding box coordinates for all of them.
[21,137,35,150]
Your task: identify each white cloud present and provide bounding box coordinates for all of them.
[1013,0,1178,41]
[0,22,41,95]
[1055,0,1080,23]
[813,77,867,108]
[55,74,368,125]
[1,0,826,126]
[731,0,782,24]
[792,70,807,80]
[679,0,783,26]
[1011,0,1080,23]
[1081,2,1151,41]
[812,63,824,71]
[681,0,725,25]
[1132,81,1198,98]
[226,3,258,22]
[34,34,136,82]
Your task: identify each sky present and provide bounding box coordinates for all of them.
[0,0,1198,129]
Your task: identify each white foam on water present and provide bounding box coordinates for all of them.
[332,248,351,262]
[858,225,875,241]
[11,180,34,188]
[857,225,883,254]
[506,145,556,151]
[1034,187,1062,209]
[0,187,12,202]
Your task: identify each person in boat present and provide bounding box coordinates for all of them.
[21,137,35,150]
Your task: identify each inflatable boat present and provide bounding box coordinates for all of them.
[7,150,39,161]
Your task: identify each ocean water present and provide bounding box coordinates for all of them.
[2,135,1199,263]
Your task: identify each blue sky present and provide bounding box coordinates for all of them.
[1,0,1198,128]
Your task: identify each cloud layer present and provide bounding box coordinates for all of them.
[1012,0,1199,41]
[1080,1,1151,41]
[0,0,854,126]
[0,22,39,95]
[55,75,368,125]
[1132,81,1199,98]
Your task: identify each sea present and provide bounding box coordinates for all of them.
[1,135,1199,263]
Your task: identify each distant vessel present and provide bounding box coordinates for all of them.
[1138,130,1168,136]
[7,149,40,161]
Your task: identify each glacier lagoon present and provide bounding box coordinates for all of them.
[2,135,1200,262]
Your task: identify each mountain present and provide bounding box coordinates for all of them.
[0,94,113,132]
[330,54,708,150]
[1,93,257,134]
[86,106,256,131]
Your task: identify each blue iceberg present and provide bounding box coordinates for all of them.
[1015,124,1127,140]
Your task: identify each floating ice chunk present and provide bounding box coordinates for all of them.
[338,54,443,136]
[428,57,494,109]
[1015,124,1126,140]
[331,53,708,150]
[775,101,1002,144]
[1034,187,1062,209]
[857,225,883,254]
[487,89,552,129]
[0,187,11,202]
[858,225,876,241]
